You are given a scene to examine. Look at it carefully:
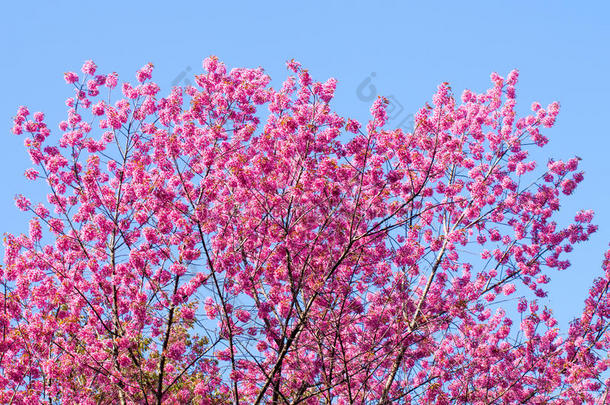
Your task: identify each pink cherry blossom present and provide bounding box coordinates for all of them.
[2,58,609,404]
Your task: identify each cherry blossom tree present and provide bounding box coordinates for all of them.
[2,57,609,404]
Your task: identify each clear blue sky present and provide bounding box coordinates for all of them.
[1,1,608,329]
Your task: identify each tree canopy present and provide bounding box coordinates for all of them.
[2,57,609,404]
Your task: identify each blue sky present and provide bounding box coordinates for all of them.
[1,1,608,329]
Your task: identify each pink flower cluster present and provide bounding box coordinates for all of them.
[2,57,608,404]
